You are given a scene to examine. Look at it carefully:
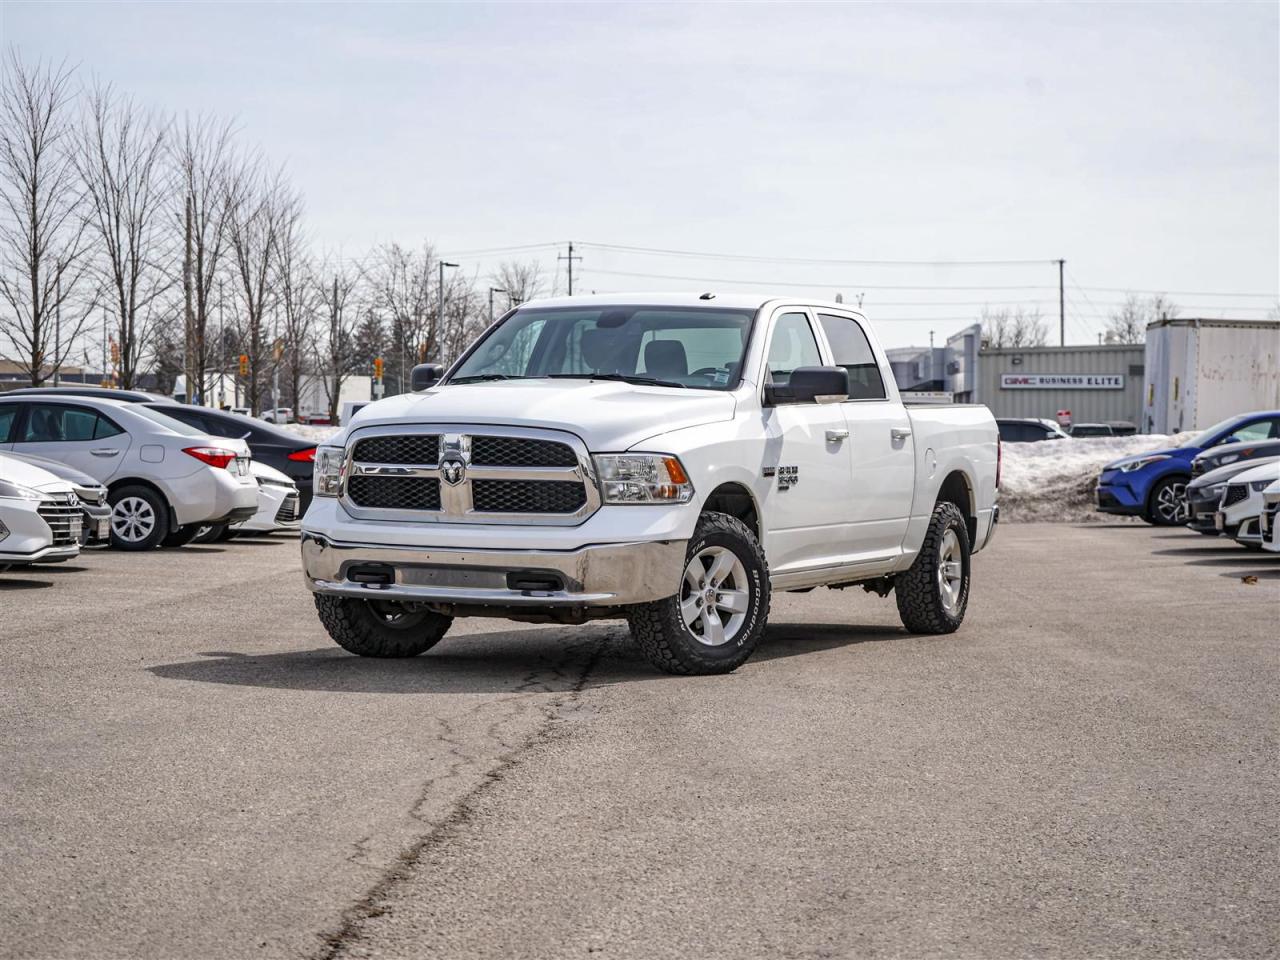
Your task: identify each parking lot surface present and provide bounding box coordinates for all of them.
[2,525,1276,959]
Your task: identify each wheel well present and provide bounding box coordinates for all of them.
[935,470,976,545]
[701,482,760,540]
[107,477,177,532]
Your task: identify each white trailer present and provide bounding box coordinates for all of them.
[1143,318,1280,434]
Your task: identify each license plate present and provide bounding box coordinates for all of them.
[236,457,250,477]
[95,517,111,539]
[69,516,83,541]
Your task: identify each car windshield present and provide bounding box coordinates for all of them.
[448,305,756,391]
[1190,415,1253,448]
[128,404,208,437]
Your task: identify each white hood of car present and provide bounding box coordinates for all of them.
[343,380,738,451]
[0,452,75,494]
[249,459,295,486]
[1231,461,1280,485]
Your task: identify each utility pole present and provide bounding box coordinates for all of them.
[1057,258,1066,347]
[53,275,61,387]
[218,278,227,407]
[437,261,459,362]
[183,194,195,403]
[559,242,582,296]
[488,287,507,325]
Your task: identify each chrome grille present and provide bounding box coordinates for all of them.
[1223,485,1249,507]
[38,497,82,546]
[342,427,597,525]
[352,435,440,465]
[348,475,442,510]
[472,479,586,513]
[470,436,577,467]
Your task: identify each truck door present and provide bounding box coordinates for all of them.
[759,310,855,573]
[816,312,916,556]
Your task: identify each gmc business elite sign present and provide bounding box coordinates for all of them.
[1000,373,1125,390]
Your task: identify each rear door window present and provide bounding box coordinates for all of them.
[816,314,887,400]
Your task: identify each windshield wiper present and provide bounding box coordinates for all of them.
[547,373,686,389]
[449,374,530,384]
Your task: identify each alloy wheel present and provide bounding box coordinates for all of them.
[112,496,156,543]
[937,527,964,616]
[679,546,750,647]
[1155,482,1188,523]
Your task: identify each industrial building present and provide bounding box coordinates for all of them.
[975,343,1146,424]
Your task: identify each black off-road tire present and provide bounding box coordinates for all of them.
[895,501,971,635]
[314,595,453,658]
[626,512,770,676]
[160,523,202,548]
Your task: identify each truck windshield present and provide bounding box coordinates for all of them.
[449,305,755,391]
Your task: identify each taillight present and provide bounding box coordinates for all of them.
[996,437,1002,490]
[287,447,317,463]
[183,446,238,470]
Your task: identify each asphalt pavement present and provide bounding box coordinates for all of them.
[1,524,1276,959]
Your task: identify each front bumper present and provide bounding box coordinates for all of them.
[1095,470,1144,515]
[1260,501,1280,553]
[301,533,686,608]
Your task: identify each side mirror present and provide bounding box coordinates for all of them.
[764,366,849,406]
[410,363,445,391]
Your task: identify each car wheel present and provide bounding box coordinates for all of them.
[160,523,202,548]
[109,485,169,551]
[626,512,770,676]
[1146,476,1189,526]
[314,595,453,658]
[191,524,223,544]
[216,525,239,542]
[896,501,971,634]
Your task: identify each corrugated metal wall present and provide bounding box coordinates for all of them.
[978,344,1145,423]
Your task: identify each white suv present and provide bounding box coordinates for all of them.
[0,453,82,569]
[0,396,258,550]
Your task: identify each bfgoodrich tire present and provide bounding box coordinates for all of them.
[314,595,453,658]
[896,501,971,634]
[626,512,770,676]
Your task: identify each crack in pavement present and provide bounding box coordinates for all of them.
[312,633,612,960]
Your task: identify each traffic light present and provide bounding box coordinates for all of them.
[238,354,249,376]
[373,357,384,380]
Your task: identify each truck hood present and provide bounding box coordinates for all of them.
[345,380,737,451]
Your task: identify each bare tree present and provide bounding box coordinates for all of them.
[271,208,316,412]
[226,158,294,413]
[981,306,1048,349]
[0,53,95,384]
[75,82,173,389]
[491,259,544,306]
[312,263,361,421]
[372,241,434,392]
[1104,293,1178,344]
[172,113,235,402]
[439,277,485,364]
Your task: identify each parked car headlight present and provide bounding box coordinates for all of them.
[0,516,8,542]
[593,454,694,504]
[0,479,44,500]
[314,446,346,498]
[1117,454,1171,473]
[1203,484,1225,498]
[1250,480,1273,492]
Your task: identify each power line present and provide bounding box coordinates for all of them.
[588,267,1058,291]
[577,241,1054,268]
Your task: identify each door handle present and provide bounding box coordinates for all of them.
[825,429,849,442]
[890,428,912,441]
[90,448,120,457]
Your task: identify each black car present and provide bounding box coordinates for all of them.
[3,387,318,512]
[996,418,1071,443]
[1189,438,1280,479]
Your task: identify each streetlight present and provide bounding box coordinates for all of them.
[437,261,459,363]
[488,287,507,325]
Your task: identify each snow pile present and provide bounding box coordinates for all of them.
[281,423,341,443]
[1000,433,1194,523]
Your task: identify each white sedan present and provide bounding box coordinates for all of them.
[193,461,300,542]
[0,453,82,569]
[1216,461,1280,549]
[0,395,258,550]
[1257,479,1280,553]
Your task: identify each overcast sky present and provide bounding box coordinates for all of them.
[4,1,1277,349]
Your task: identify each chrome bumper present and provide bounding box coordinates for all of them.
[301,533,686,607]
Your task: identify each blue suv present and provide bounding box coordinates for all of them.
[1096,411,1280,524]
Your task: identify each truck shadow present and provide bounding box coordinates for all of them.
[147,621,904,693]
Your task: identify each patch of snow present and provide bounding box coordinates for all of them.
[279,423,342,443]
[1000,433,1195,523]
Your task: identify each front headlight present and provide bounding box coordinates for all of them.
[314,446,346,498]
[0,479,44,500]
[1118,454,1171,473]
[1250,480,1273,492]
[1203,484,1225,498]
[593,453,694,504]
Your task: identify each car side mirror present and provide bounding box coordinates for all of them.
[410,363,445,391]
[764,366,849,405]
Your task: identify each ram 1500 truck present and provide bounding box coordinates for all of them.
[301,294,1000,675]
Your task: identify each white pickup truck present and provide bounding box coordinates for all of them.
[301,294,999,675]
